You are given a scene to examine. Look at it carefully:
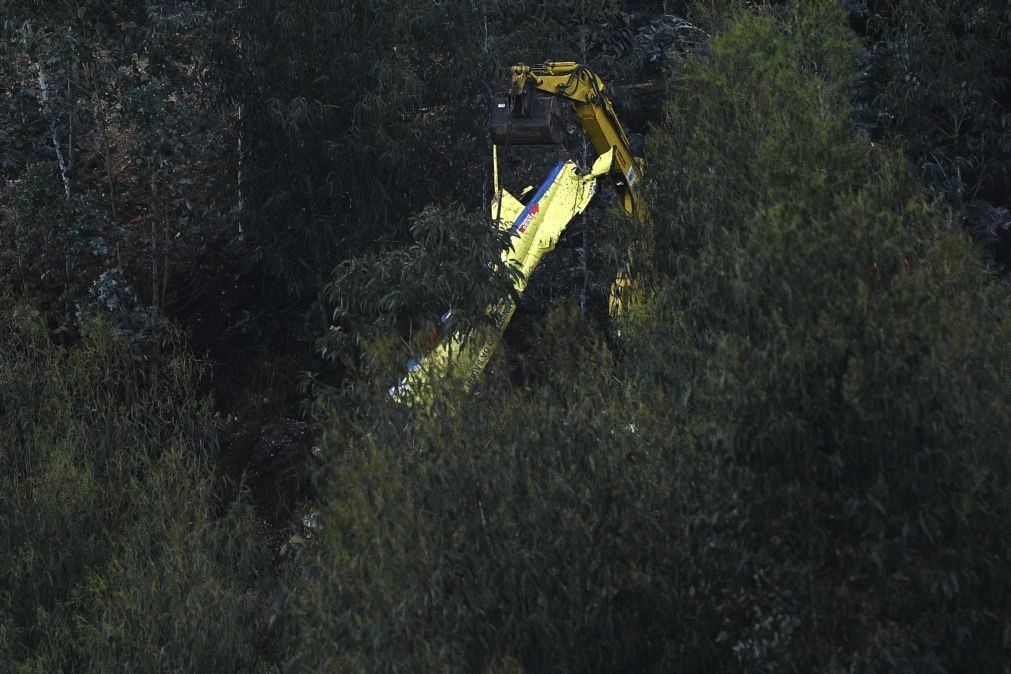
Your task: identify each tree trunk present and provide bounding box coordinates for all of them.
[35,63,71,201]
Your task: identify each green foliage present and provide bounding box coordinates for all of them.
[4,0,679,391]
[289,2,1010,671]
[216,0,463,299]
[288,307,722,673]
[3,164,126,325]
[857,0,1011,266]
[1,0,252,368]
[0,301,268,672]
[647,1,1011,669]
[315,204,519,386]
[3,1,1009,670]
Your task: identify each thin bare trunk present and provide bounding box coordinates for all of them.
[237,102,245,227]
[149,162,164,385]
[36,63,71,201]
[150,166,160,308]
[161,247,169,309]
[578,31,591,316]
[66,78,75,175]
[580,136,591,316]
[93,90,118,217]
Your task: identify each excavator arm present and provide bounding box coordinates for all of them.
[495,62,647,223]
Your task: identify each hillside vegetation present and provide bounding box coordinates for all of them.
[2,1,1009,672]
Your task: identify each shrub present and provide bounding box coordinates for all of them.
[0,301,269,672]
[647,1,1011,669]
[287,306,723,673]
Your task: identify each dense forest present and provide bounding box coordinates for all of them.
[2,0,1010,671]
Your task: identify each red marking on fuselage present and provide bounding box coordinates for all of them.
[518,202,540,233]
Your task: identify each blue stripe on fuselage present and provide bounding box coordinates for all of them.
[511,161,565,233]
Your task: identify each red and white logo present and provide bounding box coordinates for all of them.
[517,203,540,233]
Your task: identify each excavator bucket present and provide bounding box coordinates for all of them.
[490,94,564,145]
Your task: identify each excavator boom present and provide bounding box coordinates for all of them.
[492,62,646,222]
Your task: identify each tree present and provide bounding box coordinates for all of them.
[646,2,1011,669]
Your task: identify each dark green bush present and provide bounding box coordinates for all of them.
[646,1,1011,669]
[317,204,519,374]
[288,307,723,673]
[856,0,1011,267]
[2,164,127,331]
[0,302,269,672]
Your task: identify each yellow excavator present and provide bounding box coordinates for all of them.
[390,62,647,404]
